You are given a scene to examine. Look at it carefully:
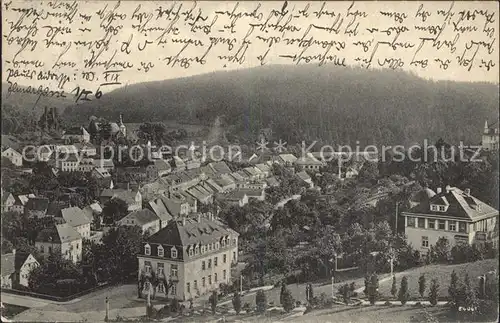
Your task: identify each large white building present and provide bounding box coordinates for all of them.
[137,215,238,300]
[482,120,499,151]
[402,186,498,255]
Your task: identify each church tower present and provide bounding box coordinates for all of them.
[119,114,126,137]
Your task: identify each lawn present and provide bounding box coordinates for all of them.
[379,259,498,299]
[1,304,29,318]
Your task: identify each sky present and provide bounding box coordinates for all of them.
[2,0,499,95]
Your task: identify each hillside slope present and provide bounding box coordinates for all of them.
[57,65,499,146]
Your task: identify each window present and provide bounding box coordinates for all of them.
[201,245,206,254]
[189,247,194,257]
[195,246,199,255]
[449,221,457,231]
[428,219,436,229]
[223,254,227,263]
[233,238,236,245]
[208,275,212,285]
[145,244,151,255]
[145,261,151,273]
[222,239,226,247]
[418,218,425,228]
[40,246,44,253]
[194,280,197,290]
[459,221,467,233]
[208,259,212,268]
[214,257,218,267]
[430,205,438,211]
[158,246,164,257]
[48,246,52,254]
[216,242,220,249]
[202,277,206,287]
[212,242,215,250]
[171,264,178,277]
[171,247,178,259]
[187,282,190,293]
[171,284,176,296]
[421,236,429,248]
[214,273,218,282]
[202,261,206,270]
[157,263,164,276]
[223,270,226,280]
[407,217,415,227]
[208,243,212,251]
[438,220,446,230]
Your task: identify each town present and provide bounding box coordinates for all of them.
[1,112,498,322]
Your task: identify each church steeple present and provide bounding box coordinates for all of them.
[485,120,489,131]
[119,114,126,137]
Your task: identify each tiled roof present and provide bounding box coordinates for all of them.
[36,223,81,243]
[266,176,280,186]
[61,206,92,227]
[187,185,212,203]
[405,187,499,220]
[216,175,235,187]
[26,197,49,212]
[255,163,271,173]
[122,209,159,226]
[220,190,248,201]
[238,188,264,197]
[146,216,236,247]
[14,253,36,270]
[208,161,232,175]
[279,154,298,163]
[296,171,312,181]
[148,199,173,222]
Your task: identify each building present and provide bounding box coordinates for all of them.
[25,197,49,217]
[58,153,80,172]
[118,209,161,235]
[1,251,16,289]
[217,191,249,207]
[100,188,142,211]
[61,126,90,143]
[74,142,97,156]
[60,206,92,239]
[35,223,83,263]
[137,215,239,300]
[14,252,40,287]
[2,147,23,166]
[295,153,325,171]
[402,186,499,256]
[482,120,499,151]
[296,171,314,188]
[1,193,29,213]
[93,159,115,171]
[160,192,196,217]
[78,158,96,172]
[147,198,174,228]
[146,159,172,181]
[92,167,114,189]
[277,154,298,167]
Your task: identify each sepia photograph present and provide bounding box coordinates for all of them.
[1,1,499,322]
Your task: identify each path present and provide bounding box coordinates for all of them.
[1,293,81,308]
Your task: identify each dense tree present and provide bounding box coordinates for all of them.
[367,274,379,305]
[102,198,129,224]
[398,276,409,305]
[256,290,267,314]
[391,276,397,298]
[280,284,295,312]
[418,274,427,299]
[428,279,439,306]
[448,270,460,309]
[232,292,242,314]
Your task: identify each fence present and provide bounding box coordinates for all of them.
[2,282,109,302]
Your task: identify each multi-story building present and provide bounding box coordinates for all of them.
[137,215,239,300]
[61,126,90,143]
[58,153,80,172]
[402,186,499,255]
[482,120,499,151]
[1,147,23,167]
[35,222,83,263]
[60,206,92,239]
[118,209,161,235]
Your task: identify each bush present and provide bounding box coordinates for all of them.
[232,292,242,314]
[367,274,379,305]
[243,302,251,314]
[384,300,392,306]
[281,285,295,312]
[256,290,267,314]
[209,291,218,314]
[428,279,439,306]
[398,276,409,305]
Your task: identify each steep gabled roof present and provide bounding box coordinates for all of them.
[26,197,49,212]
[14,253,37,270]
[146,216,236,247]
[61,206,92,227]
[406,187,499,220]
[121,209,159,226]
[36,223,81,243]
[208,161,232,175]
[148,199,173,223]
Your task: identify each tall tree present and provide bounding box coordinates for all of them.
[398,276,409,305]
[418,274,427,299]
[428,279,439,306]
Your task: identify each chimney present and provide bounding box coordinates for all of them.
[436,187,442,194]
[197,214,201,222]
[464,188,471,196]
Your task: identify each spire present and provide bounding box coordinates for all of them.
[485,120,489,130]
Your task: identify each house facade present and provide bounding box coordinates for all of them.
[402,186,499,256]
[482,120,499,151]
[118,209,161,235]
[14,252,40,287]
[137,215,239,300]
[2,148,23,166]
[62,127,90,143]
[60,206,92,239]
[35,223,83,263]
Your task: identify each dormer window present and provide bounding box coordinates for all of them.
[431,204,448,212]
[195,245,199,255]
[144,244,151,256]
[171,247,178,259]
[216,242,220,249]
[221,238,226,247]
[158,245,164,257]
[189,247,194,257]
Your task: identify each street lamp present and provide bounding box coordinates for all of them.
[104,296,109,322]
